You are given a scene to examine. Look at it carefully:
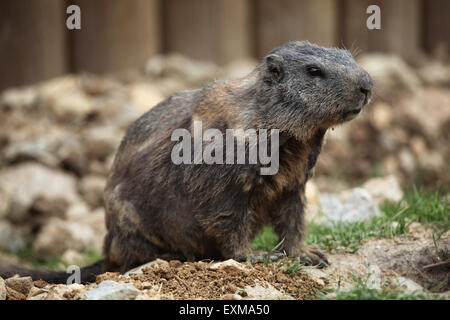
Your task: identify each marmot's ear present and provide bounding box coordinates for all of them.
[264,54,284,83]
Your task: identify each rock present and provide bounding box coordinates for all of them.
[45,283,85,300]
[124,259,169,276]
[371,102,394,130]
[5,286,26,300]
[393,276,423,292]
[79,175,106,208]
[220,58,258,80]
[357,54,421,99]
[319,188,382,223]
[242,282,293,300]
[57,136,89,176]
[145,53,218,86]
[310,276,325,287]
[366,265,382,290]
[0,162,79,223]
[2,126,70,167]
[30,197,68,220]
[0,86,37,109]
[5,276,34,296]
[27,287,49,300]
[398,149,416,173]
[82,125,122,161]
[0,220,26,252]
[27,292,48,300]
[209,259,248,273]
[34,217,98,256]
[62,249,85,266]
[0,277,6,300]
[361,175,403,204]
[39,76,95,122]
[65,202,91,221]
[85,280,141,300]
[220,293,243,300]
[418,61,450,87]
[128,82,164,113]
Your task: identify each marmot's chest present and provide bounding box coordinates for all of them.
[250,131,325,207]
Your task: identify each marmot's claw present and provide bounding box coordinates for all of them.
[300,254,314,266]
[299,246,330,268]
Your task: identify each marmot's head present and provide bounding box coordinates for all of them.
[256,41,372,140]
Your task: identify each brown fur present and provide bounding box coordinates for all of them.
[0,42,372,283]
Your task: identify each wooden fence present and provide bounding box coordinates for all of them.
[0,0,449,90]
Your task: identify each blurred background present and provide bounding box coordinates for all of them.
[0,0,448,268]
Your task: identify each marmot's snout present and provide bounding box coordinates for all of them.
[343,69,373,119]
[358,71,373,106]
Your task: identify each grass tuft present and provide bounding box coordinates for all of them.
[250,186,449,253]
[317,275,447,300]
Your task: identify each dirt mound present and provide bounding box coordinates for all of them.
[95,260,324,300]
[1,259,324,300]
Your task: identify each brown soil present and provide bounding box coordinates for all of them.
[95,260,324,300]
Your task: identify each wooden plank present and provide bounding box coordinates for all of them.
[255,0,338,58]
[70,0,161,73]
[163,0,252,64]
[341,0,422,61]
[423,0,450,57]
[0,0,67,90]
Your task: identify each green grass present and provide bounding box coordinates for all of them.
[316,276,447,300]
[250,186,449,253]
[251,226,279,251]
[275,257,307,274]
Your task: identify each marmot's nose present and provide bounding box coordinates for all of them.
[359,73,373,104]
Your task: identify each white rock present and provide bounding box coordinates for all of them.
[78,175,106,208]
[0,277,6,300]
[366,265,382,290]
[1,86,37,109]
[124,259,169,276]
[65,202,91,221]
[62,249,85,266]
[319,188,381,223]
[39,76,94,122]
[362,175,403,204]
[34,217,98,256]
[82,125,122,161]
[45,283,85,300]
[128,82,164,113]
[393,276,423,292]
[27,287,49,300]
[357,54,421,98]
[209,259,248,273]
[418,61,450,86]
[242,282,293,300]
[145,53,218,86]
[85,280,141,300]
[0,162,79,223]
[220,58,258,80]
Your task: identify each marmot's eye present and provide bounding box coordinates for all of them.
[306,66,324,77]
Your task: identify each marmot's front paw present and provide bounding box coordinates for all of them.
[298,245,329,268]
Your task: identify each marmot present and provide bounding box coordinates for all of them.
[1,41,372,283]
